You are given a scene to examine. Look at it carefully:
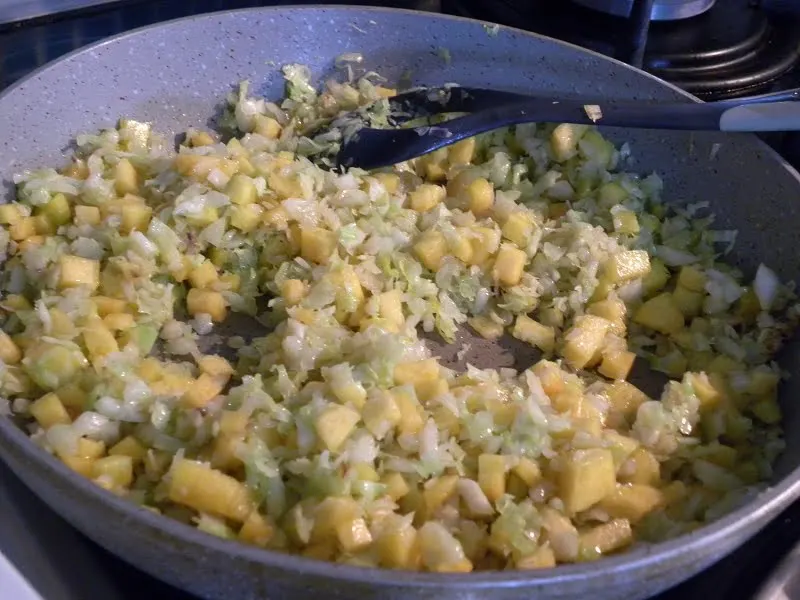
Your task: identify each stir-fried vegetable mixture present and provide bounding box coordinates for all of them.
[1,63,798,572]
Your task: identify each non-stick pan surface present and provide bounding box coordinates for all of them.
[1,6,800,600]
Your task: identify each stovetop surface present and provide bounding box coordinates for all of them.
[0,1,799,599]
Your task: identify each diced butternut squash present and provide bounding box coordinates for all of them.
[91,455,134,488]
[492,244,526,287]
[540,506,579,562]
[678,266,707,292]
[598,350,636,381]
[377,517,418,569]
[40,193,72,227]
[599,484,664,523]
[336,517,373,552]
[0,203,22,225]
[0,331,22,364]
[413,230,447,271]
[417,521,473,573]
[227,174,257,205]
[59,255,100,291]
[587,296,626,335]
[478,454,507,504]
[559,448,616,514]
[120,204,152,234]
[468,315,505,340]
[512,457,542,487]
[280,279,307,307]
[634,293,684,334]
[93,295,127,316]
[198,355,234,379]
[114,159,138,195]
[465,177,494,216]
[619,447,661,486]
[578,519,632,561]
[230,203,264,233]
[423,474,459,516]
[109,435,147,462]
[562,315,611,370]
[606,381,649,422]
[315,404,360,451]
[502,211,535,248]
[551,123,589,162]
[410,183,446,212]
[382,472,410,500]
[186,288,227,322]
[603,250,651,284]
[300,227,337,265]
[448,137,476,166]
[394,359,440,388]
[30,393,71,428]
[313,496,361,539]
[254,115,282,139]
[512,315,555,353]
[168,458,254,522]
[103,312,135,331]
[393,388,425,435]
[189,261,219,289]
[239,511,275,547]
[182,373,226,409]
[82,320,119,361]
[517,544,557,569]
[362,391,401,440]
[673,285,704,318]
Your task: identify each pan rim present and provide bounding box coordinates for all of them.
[1,3,800,592]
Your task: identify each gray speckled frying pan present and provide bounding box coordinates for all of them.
[1,6,800,600]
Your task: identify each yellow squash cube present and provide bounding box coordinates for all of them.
[186,288,227,322]
[448,137,476,165]
[189,261,219,289]
[393,388,425,435]
[93,295,128,316]
[226,174,257,205]
[0,203,22,225]
[478,454,507,504]
[492,244,526,287]
[465,177,494,216]
[377,519,418,569]
[230,203,264,233]
[199,355,234,378]
[517,545,557,570]
[168,458,254,522]
[182,373,226,409]
[280,279,307,306]
[633,293,684,334]
[362,391,401,439]
[560,448,616,514]
[512,315,555,353]
[0,331,22,364]
[91,455,134,488]
[239,511,275,547]
[9,216,36,241]
[606,381,649,422]
[678,266,707,292]
[598,350,636,381]
[114,158,139,195]
[121,204,152,234]
[468,315,505,340]
[501,212,535,248]
[603,250,651,284]
[82,321,119,360]
[30,393,71,428]
[109,435,147,461]
[672,285,704,318]
[598,484,664,523]
[40,193,72,227]
[410,183,446,212]
[413,230,447,271]
[562,315,611,370]
[59,255,100,291]
[300,227,337,265]
[378,290,405,330]
[382,472,410,500]
[551,123,589,162]
[315,404,360,451]
[619,448,661,486]
[578,519,632,561]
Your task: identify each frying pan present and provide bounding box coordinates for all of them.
[0,6,799,600]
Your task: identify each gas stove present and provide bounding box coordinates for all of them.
[0,2,799,600]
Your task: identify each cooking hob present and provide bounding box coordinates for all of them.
[1,1,799,599]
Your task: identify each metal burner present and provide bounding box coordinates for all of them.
[571,0,716,21]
